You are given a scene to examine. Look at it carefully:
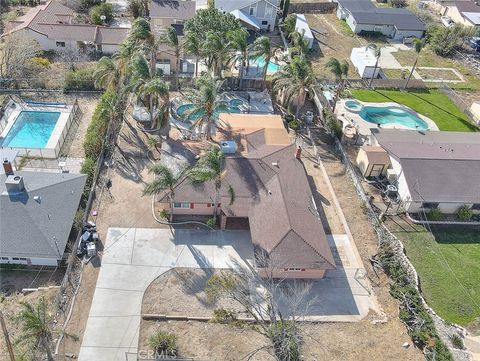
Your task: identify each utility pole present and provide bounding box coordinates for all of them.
[0,310,16,361]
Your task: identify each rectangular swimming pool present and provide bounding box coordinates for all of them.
[0,111,61,148]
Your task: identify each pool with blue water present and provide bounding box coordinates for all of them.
[359,106,428,130]
[1,111,61,148]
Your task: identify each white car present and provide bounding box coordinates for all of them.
[441,15,455,28]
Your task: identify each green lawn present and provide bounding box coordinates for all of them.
[351,89,478,132]
[387,220,480,327]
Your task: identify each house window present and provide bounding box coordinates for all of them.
[249,4,256,16]
[262,20,268,25]
[284,268,306,271]
[56,41,66,47]
[422,202,439,209]
[173,202,190,209]
[1,257,9,260]
[12,257,20,261]
[472,204,480,210]
[265,3,273,18]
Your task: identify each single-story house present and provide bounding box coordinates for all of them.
[362,129,480,214]
[295,14,314,49]
[0,165,86,266]
[445,0,480,29]
[215,0,280,32]
[157,113,336,279]
[350,46,382,79]
[2,1,128,54]
[336,0,425,40]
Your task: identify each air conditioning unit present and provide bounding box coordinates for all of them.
[220,141,237,154]
[386,169,398,184]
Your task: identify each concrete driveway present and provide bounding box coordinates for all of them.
[78,228,254,361]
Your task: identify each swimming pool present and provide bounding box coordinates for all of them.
[176,101,243,122]
[1,111,61,148]
[250,57,281,73]
[359,106,428,130]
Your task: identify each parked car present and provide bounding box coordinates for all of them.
[441,15,455,28]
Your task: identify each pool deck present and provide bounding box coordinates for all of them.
[0,101,73,158]
[335,99,439,136]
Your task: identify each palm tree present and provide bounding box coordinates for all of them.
[273,55,315,119]
[144,164,182,222]
[325,57,349,111]
[250,36,280,85]
[366,43,381,88]
[185,73,223,140]
[404,39,424,90]
[127,17,156,72]
[204,31,230,77]
[227,28,249,88]
[94,56,121,91]
[183,30,202,77]
[189,145,224,222]
[15,296,77,361]
[162,26,181,90]
[146,136,160,158]
[290,30,309,56]
[129,53,170,132]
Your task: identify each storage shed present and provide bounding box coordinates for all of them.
[356,146,391,178]
[295,14,314,49]
[350,46,381,79]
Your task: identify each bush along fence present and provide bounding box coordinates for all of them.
[53,90,123,353]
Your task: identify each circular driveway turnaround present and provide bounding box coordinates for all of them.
[78,228,375,361]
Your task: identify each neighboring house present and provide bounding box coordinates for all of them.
[445,0,480,29]
[350,46,381,79]
[2,1,128,54]
[336,0,425,40]
[158,113,335,279]
[149,0,196,75]
[295,14,314,49]
[0,164,86,266]
[360,129,480,214]
[215,0,280,32]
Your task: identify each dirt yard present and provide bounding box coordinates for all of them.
[305,13,365,79]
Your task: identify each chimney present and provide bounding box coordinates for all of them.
[295,146,302,160]
[5,175,25,194]
[3,159,13,176]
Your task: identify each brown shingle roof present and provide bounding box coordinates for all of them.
[161,115,335,270]
[150,0,196,19]
[3,1,128,45]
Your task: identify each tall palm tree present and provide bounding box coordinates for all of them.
[366,43,381,88]
[204,31,230,77]
[129,53,170,132]
[290,30,309,56]
[185,73,223,140]
[94,56,121,91]
[404,39,424,90]
[189,145,224,222]
[183,30,202,77]
[227,28,249,88]
[250,36,280,85]
[127,17,156,72]
[325,57,349,111]
[273,55,315,119]
[15,296,77,361]
[162,26,181,90]
[144,164,182,222]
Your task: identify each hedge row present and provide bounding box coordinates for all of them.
[378,247,453,361]
[64,68,96,91]
[80,91,117,203]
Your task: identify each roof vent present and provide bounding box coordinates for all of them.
[5,175,25,194]
[271,161,279,167]
[34,195,42,203]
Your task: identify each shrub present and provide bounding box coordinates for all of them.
[148,330,177,357]
[30,57,50,68]
[80,157,96,202]
[159,209,168,220]
[206,217,216,228]
[83,91,116,159]
[212,308,238,324]
[323,108,343,139]
[90,3,113,25]
[449,333,464,349]
[64,68,96,91]
[268,321,301,361]
[288,119,300,131]
[457,205,472,221]
[73,209,85,231]
[427,207,443,221]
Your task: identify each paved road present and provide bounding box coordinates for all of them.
[78,228,254,361]
[78,229,375,361]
